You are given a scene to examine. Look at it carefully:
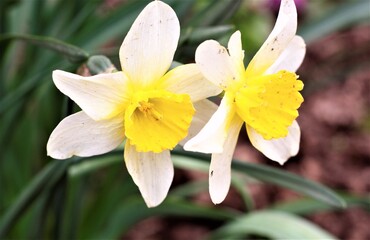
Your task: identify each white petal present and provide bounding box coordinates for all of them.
[124,143,174,208]
[209,115,243,204]
[246,0,297,76]
[247,120,301,165]
[160,64,221,102]
[195,40,240,89]
[180,99,218,146]
[266,36,306,74]
[47,111,124,159]
[119,1,179,86]
[227,31,245,74]
[184,97,235,154]
[52,70,129,121]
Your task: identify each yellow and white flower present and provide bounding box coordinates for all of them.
[47,1,220,207]
[184,0,306,204]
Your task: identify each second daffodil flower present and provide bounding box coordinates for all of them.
[184,0,306,204]
[47,1,220,207]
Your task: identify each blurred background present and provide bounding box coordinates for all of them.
[0,0,369,239]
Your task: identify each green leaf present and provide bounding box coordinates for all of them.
[0,65,61,116]
[271,195,370,215]
[0,152,120,238]
[230,175,254,211]
[179,25,234,45]
[0,160,71,238]
[170,180,209,198]
[172,150,346,208]
[0,34,89,62]
[68,154,121,178]
[73,0,148,49]
[173,154,254,210]
[209,210,337,239]
[187,0,241,27]
[172,153,209,172]
[97,197,238,239]
[299,0,370,43]
[231,160,346,208]
[170,0,196,22]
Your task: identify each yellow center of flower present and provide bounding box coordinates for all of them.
[124,89,195,153]
[233,70,304,140]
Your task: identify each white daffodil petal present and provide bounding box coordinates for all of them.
[247,120,301,165]
[184,97,234,154]
[266,36,306,74]
[124,143,174,208]
[209,115,243,204]
[227,31,245,74]
[195,40,240,89]
[52,70,129,121]
[180,99,218,146]
[119,1,179,86]
[246,0,297,76]
[160,64,221,102]
[47,111,124,159]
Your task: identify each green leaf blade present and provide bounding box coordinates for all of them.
[0,34,89,62]
[172,150,346,208]
[210,210,338,240]
[299,0,370,43]
[232,160,346,208]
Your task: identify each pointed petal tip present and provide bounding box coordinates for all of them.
[119,0,179,85]
[247,121,300,165]
[46,144,70,160]
[124,145,174,209]
[51,70,129,121]
[47,112,124,160]
[246,0,298,75]
[276,157,289,166]
[210,195,225,205]
[144,199,162,208]
[208,117,242,206]
[209,183,228,204]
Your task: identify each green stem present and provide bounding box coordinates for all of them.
[32,188,54,239]
[0,34,89,63]
[52,172,68,240]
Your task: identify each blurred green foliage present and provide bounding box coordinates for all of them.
[0,0,369,239]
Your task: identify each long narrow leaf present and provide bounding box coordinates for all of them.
[172,150,346,208]
[187,0,241,27]
[0,64,63,116]
[299,0,370,43]
[97,197,238,239]
[209,210,337,239]
[0,160,70,238]
[0,34,89,62]
[0,152,121,238]
[232,160,346,208]
[271,195,370,215]
[179,25,234,45]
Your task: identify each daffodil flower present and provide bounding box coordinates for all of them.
[47,1,220,207]
[184,0,306,204]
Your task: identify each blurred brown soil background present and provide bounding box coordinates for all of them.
[125,25,370,240]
